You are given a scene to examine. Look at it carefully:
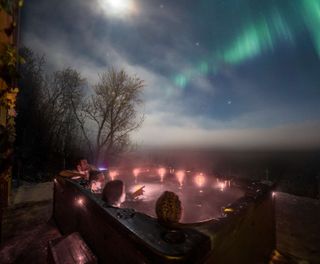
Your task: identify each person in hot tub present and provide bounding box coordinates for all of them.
[102,180,145,207]
[59,157,96,181]
[102,180,126,207]
[155,191,183,225]
[75,157,94,180]
[89,170,105,193]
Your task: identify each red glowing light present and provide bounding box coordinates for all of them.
[109,170,118,180]
[215,179,230,191]
[77,198,84,206]
[158,168,166,182]
[133,168,140,183]
[133,168,140,177]
[219,182,226,191]
[158,167,166,176]
[176,170,185,186]
[195,173,206,188]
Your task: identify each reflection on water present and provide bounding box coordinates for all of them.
[121,173,244,223]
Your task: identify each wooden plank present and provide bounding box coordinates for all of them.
[48,232,97,264]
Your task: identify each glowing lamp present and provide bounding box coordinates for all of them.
[223,207,234,213]
[77,197,84,206]
[176,170,185,187]
[219,182,226,191]
[109,170,118,181]
[133,168,140,177]
[195,173,206,188]
[158,168,166,182]
[133,168,140,183]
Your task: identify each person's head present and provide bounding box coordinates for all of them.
[155,191,182,225]
[76,157,89,172]
[102,180,126,207]
[89,170,105,192]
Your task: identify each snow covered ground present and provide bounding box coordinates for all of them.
[1,182,54,242]
[0,182,319,263]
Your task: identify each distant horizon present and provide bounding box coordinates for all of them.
[134,145,320,153]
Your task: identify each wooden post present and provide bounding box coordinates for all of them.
[0,176,9,243]
[0,176,9,207]
[0,2,20,241]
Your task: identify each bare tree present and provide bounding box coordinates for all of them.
[41,68,85,167]
[76,68,145,164]
[16,48,48,179]
[16,50,86,179]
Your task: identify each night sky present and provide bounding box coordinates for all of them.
[21,0,320,149]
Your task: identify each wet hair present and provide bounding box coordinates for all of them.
[102,180,125,206]
[155,191,182,224]
[89,170,103,183]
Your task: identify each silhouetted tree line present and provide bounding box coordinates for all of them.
[14,48,144,182]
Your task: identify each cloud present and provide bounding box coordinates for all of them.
[20,0,320,150]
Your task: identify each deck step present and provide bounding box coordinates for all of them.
[48,232,97,264]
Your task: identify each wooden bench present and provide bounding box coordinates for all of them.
[48,232,97,264]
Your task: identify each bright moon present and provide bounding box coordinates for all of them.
[97,0,136,17]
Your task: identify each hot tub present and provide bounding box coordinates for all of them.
[53,169,275,263]
[119,169,245,223]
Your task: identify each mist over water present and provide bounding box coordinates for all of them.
[114,148,320,199]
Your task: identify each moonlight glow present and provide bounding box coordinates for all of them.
[97,0,136,18]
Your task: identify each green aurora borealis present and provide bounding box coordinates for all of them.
[174,0,320,88]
